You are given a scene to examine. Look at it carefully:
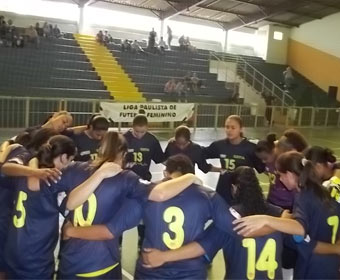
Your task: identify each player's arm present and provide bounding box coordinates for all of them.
[0,143,20,163]
[142,242,205,268]
[152,139,166,164]
[148,173,202,202]
[63,222,113,241]
[313,240,340,255]
[66,162,122,210]
[233,215,305,237]
[67,125,87,135]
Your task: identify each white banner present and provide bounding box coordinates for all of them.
[100,102,195,122]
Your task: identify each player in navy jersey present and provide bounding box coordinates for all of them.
[71,115,109,162]
[50,133,203,279]
[234,151,340,279]
[204,115,265,204]
[124,115,165,181]
[4,135,77,279]
[164,126,216,173]
[142,166,287,280]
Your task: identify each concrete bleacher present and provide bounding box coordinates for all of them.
[108,43,234,103]
[0,36,111,99]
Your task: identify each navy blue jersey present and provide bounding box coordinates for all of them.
[124,130,165,180]
[127,185,235,279]
[198,204,283,280]
[204,138,265,204]
[57,170,153,277]
[4,162,89,279]
[70,131,100,162]
[292,189,340,279]
[164,141,211,173]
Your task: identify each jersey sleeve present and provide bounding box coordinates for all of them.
[203,142,219,159]
[248,145,265,173]
[106,199,143,237]
[266,203,284,217]
[195,145,212,173]
[151,138,165,164]
[196,224,229,263]
[164,142,171,160]
[293,192,312,235]
[125,171,155,202]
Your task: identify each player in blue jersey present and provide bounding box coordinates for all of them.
[71,114,109,162]
[234,151,340,279]
[48,132,203,280]
[142,166,287,280]
[4,135,77,279]
[124,115,165,181]
[204,115,265,204]
[164,125,217,173]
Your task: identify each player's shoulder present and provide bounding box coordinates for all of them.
[145,131,160,142]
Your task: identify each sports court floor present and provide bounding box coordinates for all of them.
[1,126,340,279]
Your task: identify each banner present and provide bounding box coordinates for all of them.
[100,102,195,122]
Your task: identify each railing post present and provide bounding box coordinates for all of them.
[214,104,219,130]
[338,109,340,127]
[92,101,97,114]
[311,108,315,127]
[270,106,274,128]
[193,103,198,132]
[25,98,30,128]
[298,107,302,127]
[325,108,329,126]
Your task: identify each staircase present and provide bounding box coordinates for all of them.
[74,34,145,102]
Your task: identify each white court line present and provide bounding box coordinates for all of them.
[313,137,340,145]
[122,268,134,280]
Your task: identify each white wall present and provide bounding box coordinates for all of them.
[290,12,340,59]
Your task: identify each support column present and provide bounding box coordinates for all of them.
[160,19,165,39]
[78,4,85,34]
[223,30,228,53]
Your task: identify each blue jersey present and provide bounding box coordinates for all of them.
[4,161,88,279]
[113,185,235,279]
[0,146,33,271]
[164,141,211,173]
[70,131,100,162]
[204,138,265,204]
[292,189,340,279]
[57,170,153,277]
[124,130,165,180]
[198,204,284,280]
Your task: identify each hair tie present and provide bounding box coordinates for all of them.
[301,158,308,167]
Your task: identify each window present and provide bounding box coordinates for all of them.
[273,31,283,40]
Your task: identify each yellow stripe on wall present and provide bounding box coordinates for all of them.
[74,34,145,102]
[288,39,340,101]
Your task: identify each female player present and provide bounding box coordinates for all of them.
[204,115,265,204]
[53,132,203,279]
[141,166,288,280]
[164,125,215,173]
[234,151,340,279]
[4,135,77,279]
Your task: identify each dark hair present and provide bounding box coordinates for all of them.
[230,166,268,216]
[304,146,336,166]
[133,115,148,127]
[277,129,308,153]
[165,154,194,175]
[175,126,191,141]
[14,132,31,147]
[276,151,332,206]
[37,135,76,168]
[88,115,109,131]
[226,115,244,138]
[256,133,277,154]
[92,131,128,169]
[26,128,58,153]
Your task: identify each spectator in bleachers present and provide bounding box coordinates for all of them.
[167,26,172,50]
[25,25,39,48]
[5,19,15,47]
[175,80,187,101]
[148,28,156,51]
[131,40,146,55]
[96,30,104,44]
[122,39,131,52]
[53,24,61,38]
[164,78,177,95]
[43,22,51,38]
[283,66,294,90]
[179,35,185,50]
[191,72,201,93]
[35,22,43,36]
[184,71,193,92]
[158,36,166,54]
[0,16,7,45]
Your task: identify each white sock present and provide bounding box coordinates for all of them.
[282,268,294,280]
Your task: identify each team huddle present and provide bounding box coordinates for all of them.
[0,111,340,280]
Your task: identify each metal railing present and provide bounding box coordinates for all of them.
[0,96,339,131]
[209,51,295,107]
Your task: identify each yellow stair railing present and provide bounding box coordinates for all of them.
[74,34,145,102]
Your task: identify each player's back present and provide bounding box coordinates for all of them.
[224,231,283,280]
[136,184,216,279]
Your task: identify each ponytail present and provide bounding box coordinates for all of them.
[304,146,336,165]
[256,133,277,154]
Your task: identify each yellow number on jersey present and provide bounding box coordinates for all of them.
[224,158,236,171]
[13,191,28,228]
[162,206,185,250]
[133,152,143,163]
[73,194,97,227]
[268,173,276,185]
[242,238,278,280]
[327,216,339,244]
[90,153,98,161]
